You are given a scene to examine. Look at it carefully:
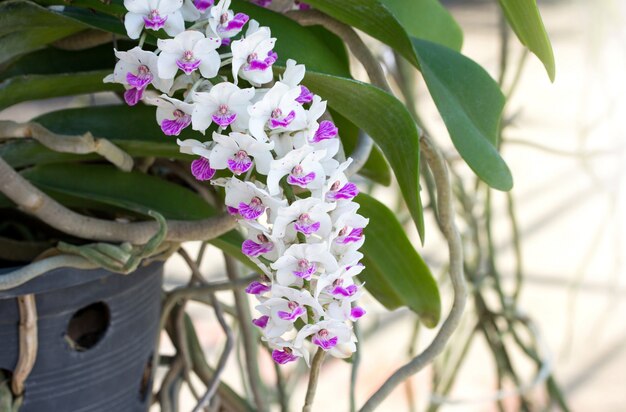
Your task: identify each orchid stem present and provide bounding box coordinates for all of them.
[302,348,326,412]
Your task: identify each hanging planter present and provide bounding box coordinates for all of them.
[0,262,163,412]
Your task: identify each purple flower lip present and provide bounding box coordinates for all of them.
[219,13,249,33]
[296,85,314,104]
[337,227,364,244]
[176,58,201,75]
[161,109,191,136]
[252,315,269,328]
[293,259,316,279]
[269,109,296,129]
[123,87,144,106]
[212,104,237,127]
[246,50,278,71]
[238,196,265,220]
[277,305,305,321]
[293,213,320,236]
[272,348,298,365]
[193,0,213,12]
[327,182,359,201]
[351,306,366,320]
[245,281,270,295]
[228,150,253,175]
[331,284,358,297]
[191,157,215,181]
[311,120,338,143]
[126,65,153,89]
[313,329,338,350]
[143,10,167,30]
[242,238,273,257]
[287,171,316,188]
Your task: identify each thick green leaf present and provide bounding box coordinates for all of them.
[412,38,513,190]
[0,0,85,65]
[232,0,350,77]
[379,0,463,50]
[302,72,424,239]
[301,1,512,190]
[331,110,391,186]
[21,164,216,220]
[357,193,440,327]
[498,0,555,81]
[0,70,115,110]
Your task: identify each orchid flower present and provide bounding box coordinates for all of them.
[157,30,221,79]
[191,82,255,132]
[124,0,185,39]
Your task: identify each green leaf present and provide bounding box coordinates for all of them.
[0,0,85,65]
[302,72,424,239]
[232,0,351,77]
[299,1,512,190]
[412,38,513,190]
[379,0,463,50]
[498,0,555,81]
[357,193,440,327]
[0,70,115,110]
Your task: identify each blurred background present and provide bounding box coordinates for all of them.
[2,0,625,411]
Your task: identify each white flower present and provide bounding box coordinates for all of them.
[224,178,286,222]
[266,146,327,196]
[124,0,184,39]
[272,198,335,240]
[280,59,314,104]
[209,131,274,175]
[242,222,285,260]
[271,243,338,286]
[147,94,194,136]
[157,30,221,79]
[269,338,310,365]
[104,47,172,105]
[208,0,249,40]
[231,26,277,86]
[315,159,359,202]
[191,82,254,132]
[294,320,356,358]
[248,82,307,141]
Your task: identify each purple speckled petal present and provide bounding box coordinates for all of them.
[211,112,237,127]
[327,182,358,201]
[161,115,191,136]
[265,50,278,65]
[193,0,213,12]
[272,349,298,365]
[176,59,201,75]
[296,85,314,104]
[246,50,277,71]
[242,239,273,257]
[123,87,144,106]
[221,37,232,47]
[190,157,216,181]
[313,335,338,350]
[296,1,311,10]
[252,315,269,328]
[287,171,316,188]
[245,281,270,295]
[220,13,249,33]
[350,306,366,320]
[294,221,320,236]
[227,156,253,175]
[277,306,305,321]
[311,120,338,143]
[126,71,153,89]
[238,201,264,220]
[293,263,317,279]
[269,110,296,128]
[143,14,167,30]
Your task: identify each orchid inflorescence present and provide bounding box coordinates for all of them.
[105,0,367,366]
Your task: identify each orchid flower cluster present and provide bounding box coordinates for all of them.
[105,0,367,366]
